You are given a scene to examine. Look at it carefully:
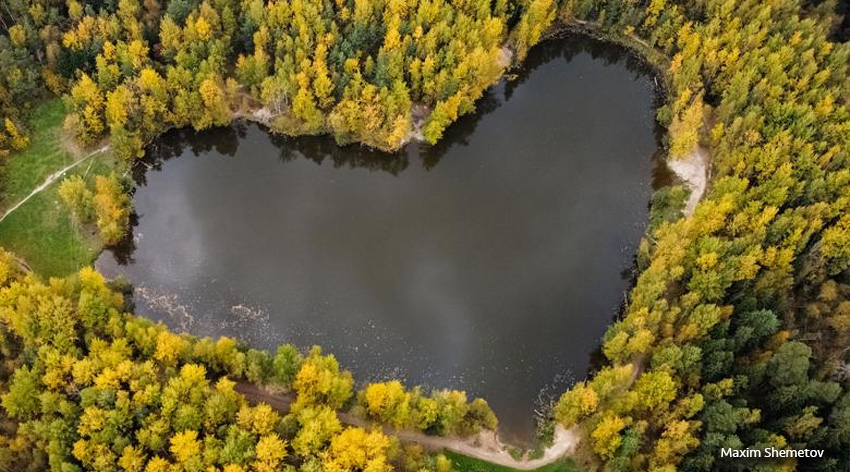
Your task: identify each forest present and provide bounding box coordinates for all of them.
[1,0,556,156]
[553,0,850,471]
[1,0,849,471]
[0,253,499,471]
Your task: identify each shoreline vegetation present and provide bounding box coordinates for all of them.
[1,0,849,471]
[234,382,580,470]
[0,20,680,276]
[0,31,658,467]
[0,262,506,472]
[0,100,115,276]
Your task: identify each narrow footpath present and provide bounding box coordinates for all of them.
[234,382,579,470]
[0,145,109,223]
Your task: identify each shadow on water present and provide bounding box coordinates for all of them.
[506,34,659,101]
[101,32,669,444]
[126,32,664,189]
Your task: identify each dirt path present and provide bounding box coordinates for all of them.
[234,382,579,469]
[667,146,709,216]
[389,426,579,470]
[0,145,109,224]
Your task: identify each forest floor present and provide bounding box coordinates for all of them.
[0,99,116,275]
[667,145,710,216]
[234,382,581,471]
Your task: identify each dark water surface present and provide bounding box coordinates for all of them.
[97,36,660,441]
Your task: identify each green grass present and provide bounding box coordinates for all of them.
[0,99,75,209]
[444,451,581,472]
[0,98,117,276]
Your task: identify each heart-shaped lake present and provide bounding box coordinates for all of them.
[96,35,662,442]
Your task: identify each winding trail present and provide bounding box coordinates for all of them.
[0,145,109,224]
[234,382,579,470]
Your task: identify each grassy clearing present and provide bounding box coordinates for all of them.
[0,99,117,276]
[0,99,76,209]
[444,452,581,472]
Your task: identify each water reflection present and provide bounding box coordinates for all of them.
[100,34,661,443]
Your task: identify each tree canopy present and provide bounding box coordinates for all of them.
[554,0,850,470]
[1,0,850,470]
